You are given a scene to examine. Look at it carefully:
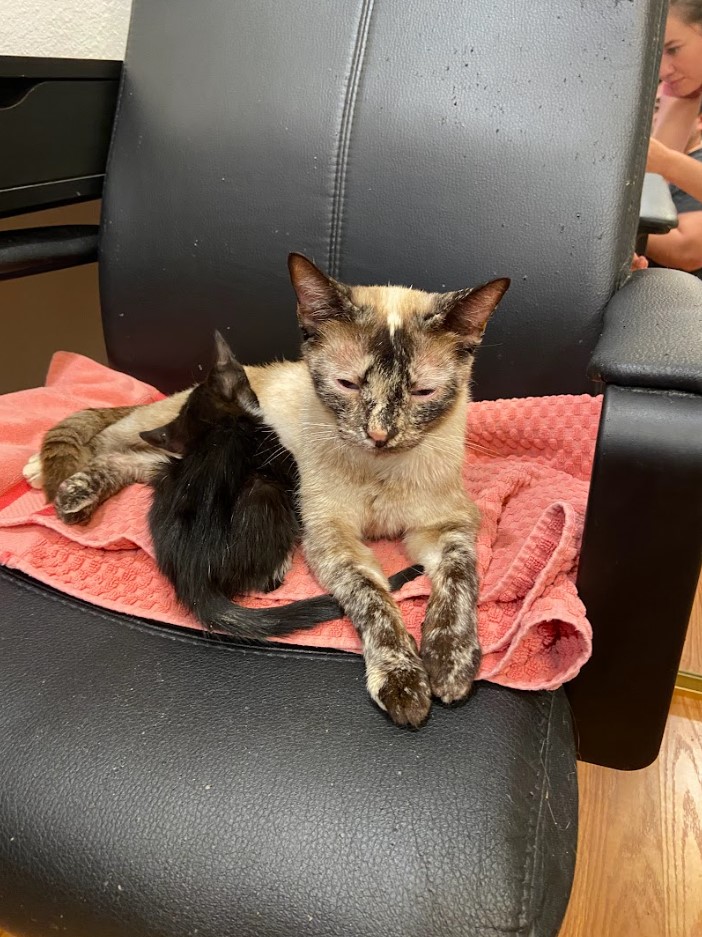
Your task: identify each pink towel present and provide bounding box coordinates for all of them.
[0,353,599,690]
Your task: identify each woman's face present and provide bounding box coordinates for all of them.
[660,12,702,94]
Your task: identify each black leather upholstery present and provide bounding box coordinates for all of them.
[572,384,702,768]
[590,268,702,395]
[100,0,665,399]
[0,568,577,937]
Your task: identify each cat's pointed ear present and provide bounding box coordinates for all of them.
[438,278,510,347]
[288,253,348,337]
[140,422,186,456]
[210,330,260,414]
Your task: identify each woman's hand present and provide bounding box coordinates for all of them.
[646,140,702,206]
[647,137,673,177]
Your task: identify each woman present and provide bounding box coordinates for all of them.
[647,106,702,274]
[648,1,702,196]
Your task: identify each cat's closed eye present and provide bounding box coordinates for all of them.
[411,387,437,398]
[336,378,360,391]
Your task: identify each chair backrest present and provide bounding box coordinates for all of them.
[100,0,665,398]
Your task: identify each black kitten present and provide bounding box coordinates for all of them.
[140,331,343,639]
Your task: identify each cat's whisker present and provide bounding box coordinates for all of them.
[257,446,287,464]
[297,428,339,438]
[299,422,338,430]
[299,434,340,441]
[258,446,295,468]
[419,434,498,460]
[466,441,501,457]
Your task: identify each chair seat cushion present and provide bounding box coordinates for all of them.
[0,567,577,937]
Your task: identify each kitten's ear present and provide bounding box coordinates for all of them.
[210,330,260,414]
[438,278,511,347]
[140,423,186,456]
[287,253,348,337]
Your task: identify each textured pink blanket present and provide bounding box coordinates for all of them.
[0,353,599,690]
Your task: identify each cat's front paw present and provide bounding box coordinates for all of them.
[54,473,100,525]
[366,641,432,728]
[421,627,482,705]
[22,453,44,489]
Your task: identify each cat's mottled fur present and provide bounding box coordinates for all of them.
[28,253,509,726]
[38,405,138,502]
[26,391,191,524]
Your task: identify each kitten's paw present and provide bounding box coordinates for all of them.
[54,473,100,525]
[23,453,44,489]
[270,552,295,592]
[421,629,482,704]
[254,551,294,593]
[367,643,432,728]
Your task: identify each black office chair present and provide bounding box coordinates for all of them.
[1,2,701,935]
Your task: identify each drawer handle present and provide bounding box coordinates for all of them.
[0,78,43,110]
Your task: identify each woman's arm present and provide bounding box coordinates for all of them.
[648,138,702,203]
[646,210,702,273]
[653,93,701,151]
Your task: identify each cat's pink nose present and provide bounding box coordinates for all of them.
[367,428,389,444]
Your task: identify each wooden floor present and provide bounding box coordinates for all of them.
[562,572,702,937]
[560,691,702,937]
[681,571,702,676]
[2,580,701,937]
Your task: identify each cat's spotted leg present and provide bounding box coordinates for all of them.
[54,450,167,525]
[404,513,482,705]
[39,404,139,500]
[304,521,431,727]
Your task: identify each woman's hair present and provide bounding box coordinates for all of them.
[670,0,702,26]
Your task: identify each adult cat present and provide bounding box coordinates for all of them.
[26,254,509,727]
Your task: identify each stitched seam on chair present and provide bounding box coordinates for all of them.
[327,0,376,277]
[518,693,553,935]
[616,2,669,291]
[0,567,359,663]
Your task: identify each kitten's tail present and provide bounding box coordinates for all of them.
[41,405,137,500]
[195,565,423,642]
[198,592,344,640]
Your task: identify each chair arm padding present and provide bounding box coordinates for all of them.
[589,268,702,395]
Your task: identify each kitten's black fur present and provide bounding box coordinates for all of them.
[140,332,343,639]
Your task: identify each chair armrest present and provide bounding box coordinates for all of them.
[568,270,702,770]
[638,172,678,236]
[0,225,99,281]
[589,268,702,394]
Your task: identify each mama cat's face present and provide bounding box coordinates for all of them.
[288,254,509,453]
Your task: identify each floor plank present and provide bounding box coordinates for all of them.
[661,694,702,937]
[560,692,702,937]
[680,571,702,676]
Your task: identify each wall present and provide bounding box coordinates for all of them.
[0,1,132,392]
[0,202,107,394]
[0,0,132,60]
